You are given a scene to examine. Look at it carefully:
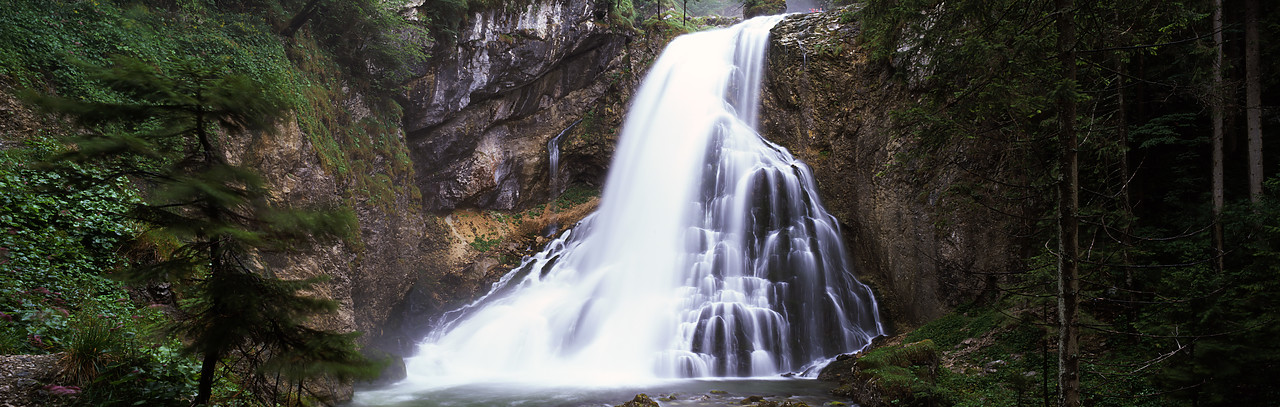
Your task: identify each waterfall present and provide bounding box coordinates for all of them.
[398,15,882,388]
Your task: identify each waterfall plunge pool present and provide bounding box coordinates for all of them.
[351,378,848,407]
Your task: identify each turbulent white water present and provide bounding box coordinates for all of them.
[383,15,881,392]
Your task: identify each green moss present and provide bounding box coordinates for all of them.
[839,340,949,406]
[858,339,940,371]
[553,184,600,212]
[904,304,1005,348]
[617,393,660,407]
[609,0,639,31]
[469,234,502,252]
[639,10,721,38]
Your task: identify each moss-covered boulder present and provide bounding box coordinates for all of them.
[616,393,659,407]
[828,340,949,407]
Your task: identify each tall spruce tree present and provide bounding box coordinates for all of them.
[1245,0,1264,204]
[28,56,378,405]
[1054,0,1080,405]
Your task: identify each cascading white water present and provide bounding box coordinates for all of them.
[395,15,881,389]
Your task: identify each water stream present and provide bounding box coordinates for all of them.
[355,15,881,405]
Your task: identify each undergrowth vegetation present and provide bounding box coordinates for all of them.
[0,139,203,402]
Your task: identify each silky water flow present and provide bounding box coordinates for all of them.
[361,15,883,398]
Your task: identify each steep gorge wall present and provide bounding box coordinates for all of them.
[760,9,1025,333]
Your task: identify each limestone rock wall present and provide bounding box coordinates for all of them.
[228,114,439,338]
[403,0,633,212]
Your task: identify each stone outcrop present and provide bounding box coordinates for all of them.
[761,8,1025,332]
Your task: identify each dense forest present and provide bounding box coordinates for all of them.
[837,0,1280,406]
[1,0,1277,406]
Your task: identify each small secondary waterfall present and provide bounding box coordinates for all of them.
[545,119,581,235]
[397,15,882,388]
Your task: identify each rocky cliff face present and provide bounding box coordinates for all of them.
[760,9,1024,332]
[403,0,635,212]
[221,102,443,401]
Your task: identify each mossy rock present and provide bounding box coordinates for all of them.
[818,353,859,382]
[756,401,811,407]
[830,340,950,407]
[616,393,659,407]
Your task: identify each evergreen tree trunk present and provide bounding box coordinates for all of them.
[1113,15,1133,287]
[1246,0,1262,204]
[1055,0,1080,405]
[1212,0,1225,271]
[1116,56,1136,285]
[194,346,220,405]
[193,96,222,406]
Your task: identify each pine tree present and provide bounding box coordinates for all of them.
[1245,0,1264,204]
[28,56,378,405]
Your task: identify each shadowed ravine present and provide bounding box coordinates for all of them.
[354,15,882,404]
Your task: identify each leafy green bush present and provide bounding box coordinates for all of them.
[0,1,416,405]
[0,139,137,354]
[70,316,201,407]
[904,304,1005,349]
[0,317,30,354]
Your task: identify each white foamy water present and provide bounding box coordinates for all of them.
[358,16,881,401]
